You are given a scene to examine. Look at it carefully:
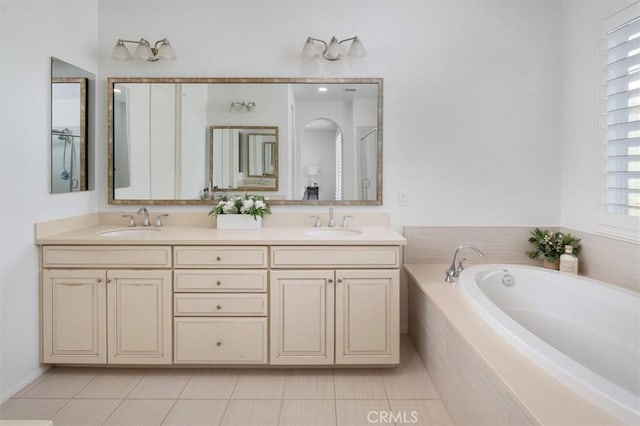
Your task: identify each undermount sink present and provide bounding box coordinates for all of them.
[305,228,363,237]
[98,228,161,237]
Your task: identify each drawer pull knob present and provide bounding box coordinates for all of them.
[216,304,222,310]
[327,279,333,284]
[216,281,222,286]
[216,256,222,261]
[216,341,222,347]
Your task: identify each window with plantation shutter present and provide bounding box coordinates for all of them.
[600,4,640,237]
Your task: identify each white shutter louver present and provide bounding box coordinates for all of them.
[604,13,640,217]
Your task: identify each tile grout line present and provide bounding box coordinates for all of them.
[99,368,147,425]
[333,368,338,426]
[158,369,195,425]
[219,369,241,425]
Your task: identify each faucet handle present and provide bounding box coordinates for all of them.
[121,215,136,227]
[155,214,169,227]
[309,215,321,227]
[340,215,353,228]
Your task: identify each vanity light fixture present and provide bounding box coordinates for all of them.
[112,38,176,61]
[229,101,256,112]
[302,36,366,61]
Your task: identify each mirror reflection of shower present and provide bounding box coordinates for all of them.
[51,128,80,192]
[358,127,377,201]
[301,118,343,201]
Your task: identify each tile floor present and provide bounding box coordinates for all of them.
[0,337,453,426]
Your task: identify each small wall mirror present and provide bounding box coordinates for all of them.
[108,78,382,205]
[210,126,278,191]
[51,57,94,193]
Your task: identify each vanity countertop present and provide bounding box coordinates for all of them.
[36,224,406,246]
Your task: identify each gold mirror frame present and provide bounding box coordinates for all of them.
[107,77,383,205]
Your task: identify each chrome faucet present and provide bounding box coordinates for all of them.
[137,207,151,227]
[445,245,485,283]
[328,208,335,227]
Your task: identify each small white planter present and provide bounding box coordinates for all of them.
[216,215,262,230]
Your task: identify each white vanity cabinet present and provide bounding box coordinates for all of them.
[41,246,172,365]
[270,246,400,365]
[172,246,269,364]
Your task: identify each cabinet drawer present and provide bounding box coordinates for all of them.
[174,270,267,292]
[174,246,267,268]
[42,246,172,268]
[271,246,399,268]
[174,294,267,316]
[174,318,267,364]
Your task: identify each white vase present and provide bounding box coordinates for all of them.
[216,215,262,230]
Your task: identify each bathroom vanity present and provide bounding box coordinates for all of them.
[36,213,404,367]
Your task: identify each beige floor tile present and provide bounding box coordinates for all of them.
[335,400,391,426]
[334,369,387,400]
[0,399,68,420]
[231,371,287,399]
[283,370,334,399]
[220,400,281,426]
[51,399,121,426]
[162,399,227,426]
[102,399,175,426]
[279,400,336,426]
[10,371,51,399]
[128,370,191,399]
[389,400,453,425]
[19,371,96,399]
[382,367,440,399]
[180,370,238,399]
[75,370,143,399]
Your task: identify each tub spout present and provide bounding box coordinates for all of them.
[445,245,485,283]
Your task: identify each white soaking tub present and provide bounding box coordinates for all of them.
[459,265,640,424]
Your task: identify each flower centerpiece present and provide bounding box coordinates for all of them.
[209,194,271,230]
[526,228,581,269]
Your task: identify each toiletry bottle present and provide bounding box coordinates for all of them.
[559,245,578,274]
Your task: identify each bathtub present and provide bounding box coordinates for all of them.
[460,265,640,424]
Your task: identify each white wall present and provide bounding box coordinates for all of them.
[560,0,637,233]
[97,0,563,230]
[0,0,98,400]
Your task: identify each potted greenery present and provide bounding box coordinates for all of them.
[209,194,271,229]
[527,228,581,269]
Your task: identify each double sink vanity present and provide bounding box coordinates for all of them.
[36,212,405,368]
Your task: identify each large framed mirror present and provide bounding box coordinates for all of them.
[51,57,95,193]
[108,77,382,205]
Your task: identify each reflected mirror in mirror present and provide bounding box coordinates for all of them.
[108,78,382,205]
[210,127,278,191]
[51,57,95,193]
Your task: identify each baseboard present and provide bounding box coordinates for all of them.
[0,365,50,404]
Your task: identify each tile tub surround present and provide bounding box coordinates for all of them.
[0,339,454,426]
[405,264,622,426]
[403,226,640,291]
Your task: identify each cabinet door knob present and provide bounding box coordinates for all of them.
[216,304,222,310]
[216,256,222,261]
[107,279,112,284]
[337,279,343,283]
[216,280,222,286]
[216,341,222,347]
[327,279,333,284]
[97,279,103,283]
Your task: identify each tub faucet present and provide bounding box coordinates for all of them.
[328,208,335,227]
[137,207,151,227]
[445,245,485,283]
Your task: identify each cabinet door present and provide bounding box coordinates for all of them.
[270,270,334,365]
[107,270,172,364]
[335,269,399,364]
[42,269,106,364]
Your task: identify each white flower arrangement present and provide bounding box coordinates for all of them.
[209,194,271,220]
